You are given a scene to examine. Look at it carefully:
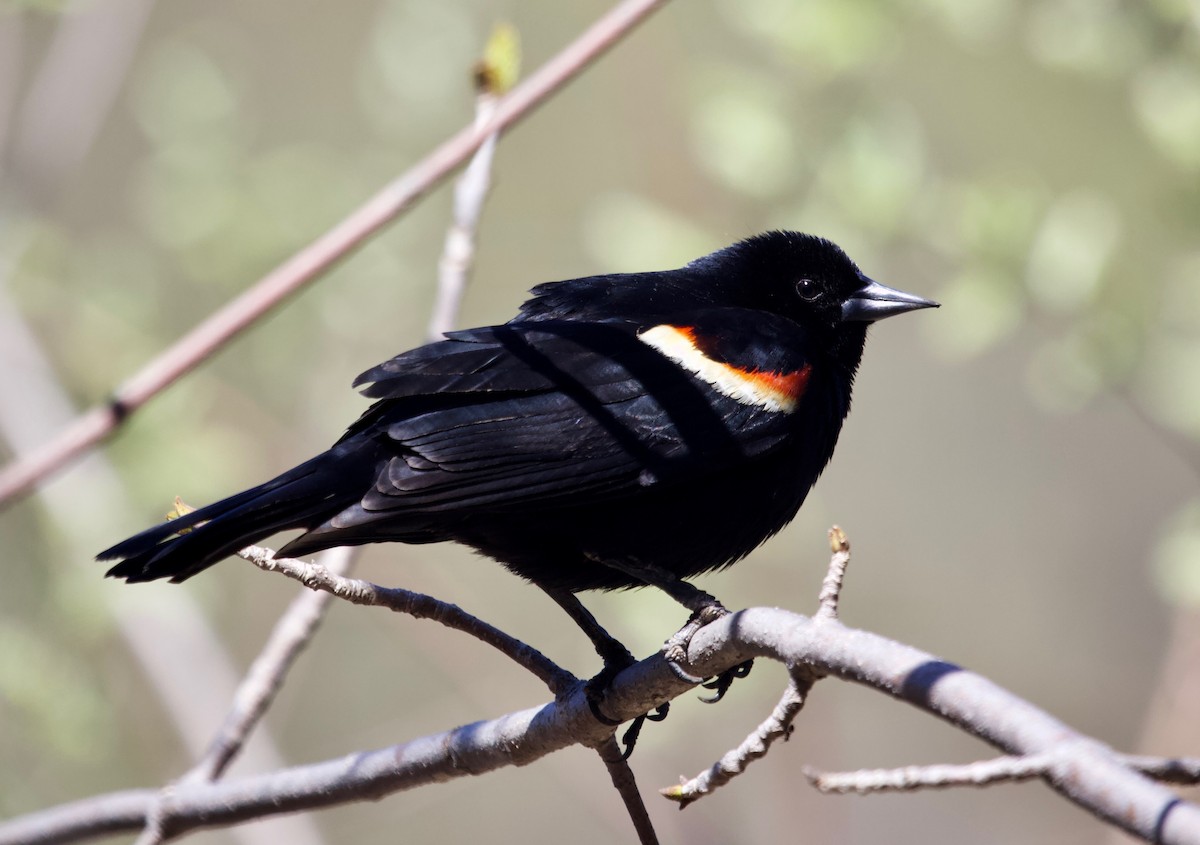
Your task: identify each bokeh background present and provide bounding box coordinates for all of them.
[2,0,1199,843]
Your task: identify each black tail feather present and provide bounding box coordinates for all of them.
[98,450,373,583]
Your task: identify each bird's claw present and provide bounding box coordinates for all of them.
[617,702,670,760]
[660,601,728,678]
[583,653,634,727]
[660,603,751,702]
[699,659,754,703]
[693,603,729,626]
[584,655,671,758]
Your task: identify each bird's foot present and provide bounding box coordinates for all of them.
[661,602,728,682]
[614,701,669,760]
[584,649,670,760]
[661,603,753,702]
[583,649,635,727]
[699,659,754,703]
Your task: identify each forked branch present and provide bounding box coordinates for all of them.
[5,532,1197,845]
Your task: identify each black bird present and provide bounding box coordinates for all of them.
[100,231,935,677]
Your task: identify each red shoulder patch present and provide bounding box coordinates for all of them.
[639,324,812,413]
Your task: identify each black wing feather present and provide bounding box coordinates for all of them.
[284,318,807,554]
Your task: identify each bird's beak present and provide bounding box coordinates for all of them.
[842,275,939,322]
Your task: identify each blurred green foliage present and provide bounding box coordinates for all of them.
[3,1,1200,842]
[1157,497,1200,605]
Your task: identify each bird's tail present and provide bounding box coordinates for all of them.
[99,446,377,583]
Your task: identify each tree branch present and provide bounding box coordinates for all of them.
[235,542,574,693]
[7,597,1198,844]
[805,753,1200,795]
[0,10,324,843]
[185,546,359,784]
[815,524,850,621]
[124,546,358,845]
[807,754,1059,793]
[426,24,519,342]
[594,738,660,845]
[0,0,671,509]
[662,671,815,808]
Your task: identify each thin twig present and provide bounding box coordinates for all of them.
[815,525,850,622]
[805,752,1200,795]
[237,543,575,694]
[129,547,358,845]
[662,671,815,808]
[0,8,321,844]
[430,26,666,843]
[594,737,660,845]
[0,285,265,761]
[806,753,1056,794]
[427,25,518,341]
[428,98,498,342]
[186,546,359,784]
[661,526,845,809]
[0,0,670,508]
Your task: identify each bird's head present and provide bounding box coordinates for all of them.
[687,231,938,341]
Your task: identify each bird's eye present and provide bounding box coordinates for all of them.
[795,278,821,301]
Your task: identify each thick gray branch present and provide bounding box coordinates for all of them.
[3,608,1197,845]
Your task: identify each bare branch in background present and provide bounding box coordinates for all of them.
[0,0,671,508]
[8,0,155,204]
[0,5,323,843]
[3,8,671,842]
[185,546,360,784]
[5,3,1191,844]
[127,546,359,845]
[123,24,533,842]
[427,24,521,342]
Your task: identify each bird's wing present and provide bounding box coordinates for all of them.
[327,315,815,523]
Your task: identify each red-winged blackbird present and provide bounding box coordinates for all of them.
[100,231,935,671]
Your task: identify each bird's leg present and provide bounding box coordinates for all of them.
[542,585,637,680]
[541,586,669,758]
[598,558,754,702]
